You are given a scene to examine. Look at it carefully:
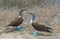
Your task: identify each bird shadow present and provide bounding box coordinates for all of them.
[5,29,17,33]
[38,33,52,36]
[30,32,53,36]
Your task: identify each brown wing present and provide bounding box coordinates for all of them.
[8,18,23,27]
[32,22,52,33]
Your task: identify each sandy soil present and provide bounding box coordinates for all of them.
[0,3,60,39]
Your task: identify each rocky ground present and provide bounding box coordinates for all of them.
[0,3,60,39]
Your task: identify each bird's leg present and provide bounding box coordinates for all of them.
[32,31,39,36]
[16,26,24,31]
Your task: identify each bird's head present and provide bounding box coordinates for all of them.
[28,13,36,24]
[20,9,25,12]
[19,9,26,18]
[29,13,36,20]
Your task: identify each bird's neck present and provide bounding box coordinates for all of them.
[19,11,23,18]
[19,16,22,18]
[30,19,33,24]
[30,16,34,24]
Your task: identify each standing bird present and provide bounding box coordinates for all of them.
[0,9,26,34]
[1,9,25,29]
[29,13,54,33]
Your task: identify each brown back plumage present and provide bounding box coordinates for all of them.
[32,22,52,33]
[7,17,23,27]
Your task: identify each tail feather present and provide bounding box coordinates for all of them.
[46,27,55,33]
[46,27,55,30]
[46,27,52,29]
[0,25,9,29]
[46,30,52,33]
[5,25,9,27]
